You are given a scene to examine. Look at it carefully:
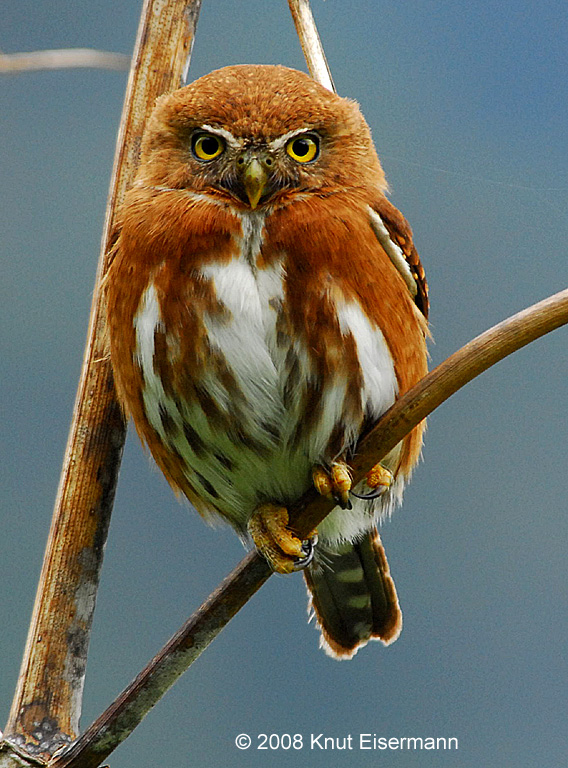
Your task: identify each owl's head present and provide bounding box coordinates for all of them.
[136,65,387,208]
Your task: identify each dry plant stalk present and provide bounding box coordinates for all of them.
[0,49,130,73]
[288,0,335,91]
[1,0,203,764]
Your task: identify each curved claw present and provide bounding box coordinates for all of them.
[293,533,318,571]
[350,488,386,501]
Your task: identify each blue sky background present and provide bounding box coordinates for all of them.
[1,1,567,766]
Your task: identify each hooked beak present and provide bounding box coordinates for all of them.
[242,157,269,209]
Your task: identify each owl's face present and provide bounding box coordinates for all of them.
[136,64,387,209]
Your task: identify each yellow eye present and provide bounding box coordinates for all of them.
[192,132,224,161]
[286,134,319,163]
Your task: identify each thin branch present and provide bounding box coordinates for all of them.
[50,288,568,768]
[2,0,202,762]
[288,0,335,91]
[49,554,272,768]
[0,49,130,73]
[290,287,568,535]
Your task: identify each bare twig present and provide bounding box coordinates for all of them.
[0,49,130,73]
[288,0,335,91]
[290,287,568,536]
[2,0,202,763]
[49,554,272,768]
[50,288,568,768]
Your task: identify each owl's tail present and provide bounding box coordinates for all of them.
[304,527,402,659]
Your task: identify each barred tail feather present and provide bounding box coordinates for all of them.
[304,528,402,659]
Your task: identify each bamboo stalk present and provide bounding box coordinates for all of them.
[2,1,202,763]
[50,288,568,768]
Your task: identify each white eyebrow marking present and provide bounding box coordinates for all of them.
[132,181,227,206]
[269,127,318,151]
[199,124,242,149]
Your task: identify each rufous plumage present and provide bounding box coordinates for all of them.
[106,65,428,658]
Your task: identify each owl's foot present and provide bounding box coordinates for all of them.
[351,463,394,500]
[312,461,353,510]
[248,504,317,574]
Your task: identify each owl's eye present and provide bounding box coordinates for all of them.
[192,132,225,161]
[286,134,319,163]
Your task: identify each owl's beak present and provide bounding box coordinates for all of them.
[242,157,269,210]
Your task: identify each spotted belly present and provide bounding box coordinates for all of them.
[132,252,399,542]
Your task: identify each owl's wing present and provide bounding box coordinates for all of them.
[369,197,429,319]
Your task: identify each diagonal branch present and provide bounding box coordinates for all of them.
[50,288,568,768]
[290,287,568,537]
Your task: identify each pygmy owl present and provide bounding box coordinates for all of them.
[106,65,428,659]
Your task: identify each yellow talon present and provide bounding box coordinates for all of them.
[330,462,352,507]
[366,463,393,491]
[312,466,334,500]
[312,461,353,509]
[248,504,307,574]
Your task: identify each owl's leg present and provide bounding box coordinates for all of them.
[248,504,317,574]
[351,463,394,500]
[312,461,353,509]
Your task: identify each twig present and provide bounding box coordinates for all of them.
[2,0,202,763]
[290,287,568,536]
[288,0,335,91]
[0,49,130,73]
[50,288,568,768]
[49,553,272,768]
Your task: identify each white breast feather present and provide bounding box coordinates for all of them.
[134,215,404,543]
[335,298,398,419]
[199,255,286,430]
[134,283,174,438]
[317,297,402,547]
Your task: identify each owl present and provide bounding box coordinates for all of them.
[105,64,428,659]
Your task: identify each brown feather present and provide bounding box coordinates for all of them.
[104,64,430,657]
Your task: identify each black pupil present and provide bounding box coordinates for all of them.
[293,139,311,157]
[201,136,219,155]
